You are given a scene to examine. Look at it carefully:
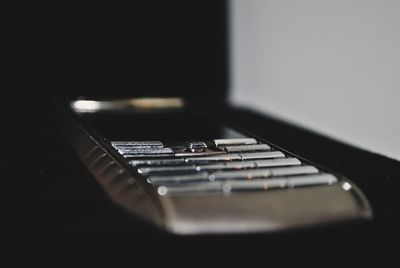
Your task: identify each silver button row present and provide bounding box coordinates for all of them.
[148,165,319,185]
[113,139,273,158]
[138,158,301,175]
[124,145,274,158]
[157,174,338,195]
[130,151,285,166]
[111,138,338,195]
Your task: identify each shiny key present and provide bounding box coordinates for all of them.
[239,151,285,160]
[224,144,271,153]
[118,147,174,156]
[138,165,197,175]
[255,158,301,168]
[175,150,225,157]
[111,141,163,148]
[271,165,318,177]
[213,138,257,146]
[185,154,242,162]
[148,172,210,185]
[186,141,207,152]
[286,173,337,188]
[210,165,319,181]
[130,158,186,166]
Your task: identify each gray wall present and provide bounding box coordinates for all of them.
[230,0,400,160]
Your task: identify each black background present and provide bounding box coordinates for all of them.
[4,1,228,102]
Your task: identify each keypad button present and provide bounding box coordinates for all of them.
[213,138,257,146]
[111,141,163,148]
[148,172,210,185]
[224,144,271,153]
[175,151,225,157]
[185,154,242,162]
[255,158,301,168]
[138,165,197,175]
[239,151,285,160]
[118,147,174,156]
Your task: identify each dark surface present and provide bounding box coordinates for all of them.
[1,89,399,265]
[5,1,228,104]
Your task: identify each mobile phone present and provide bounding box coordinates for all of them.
[56,97,372,234]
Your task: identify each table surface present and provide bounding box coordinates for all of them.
[1,92,399,265]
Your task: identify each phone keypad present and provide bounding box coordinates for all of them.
[111,138,338,195]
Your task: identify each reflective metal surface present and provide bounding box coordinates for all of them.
[147,166,319,185]
[60,100,373,234]
[186,141,207,152]
[111,141,164,148]
[224,144,271,152]
[71,98,185,113]
[158,174,338,195]
[239,151,285,160]
[130,158,186,166]
[214,138,257,146]
[117,148,174,156]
